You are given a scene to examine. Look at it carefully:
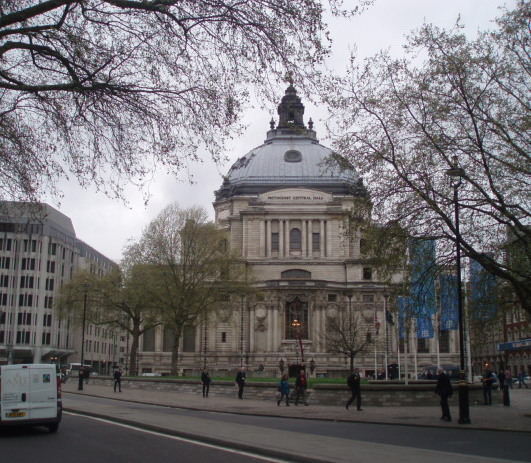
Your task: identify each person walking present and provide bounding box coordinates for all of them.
[294,370,308,406]
[505,368,513,389]
[517,368,529,389]
[482,369,494,405]
[201,369,211,398]
[113,368,122,392]
[277,374,290,406]
[345,368,362,411]
[434,368,453,421]
[235,367,246,399]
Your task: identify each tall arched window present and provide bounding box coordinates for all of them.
[290,228,301,251]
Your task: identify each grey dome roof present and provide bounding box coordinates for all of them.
[215,86,367,201]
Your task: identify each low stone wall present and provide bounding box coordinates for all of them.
[85,377,491,407]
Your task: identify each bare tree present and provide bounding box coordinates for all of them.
[0,0,367,203]
[323,2,531,314]
[325,304,373,373]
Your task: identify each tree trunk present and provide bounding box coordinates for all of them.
[171,334,181,376]
[129,324,140,376]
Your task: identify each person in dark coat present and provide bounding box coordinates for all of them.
[482,369,494,405]
[277,374,290,406]
[113,368,122,392]
[294,370,308,406]
[346,368,362,411]
[201,369,211,398]
[235,367,246,399]
[435,368,452,421]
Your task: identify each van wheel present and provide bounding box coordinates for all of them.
[48,423,59,433]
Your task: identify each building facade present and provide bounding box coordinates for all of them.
[138,86,464,378]
[0,202,122,372]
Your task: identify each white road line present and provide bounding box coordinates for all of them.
[65,411,291,463]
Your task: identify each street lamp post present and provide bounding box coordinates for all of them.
[78,289,88,391]
[290,319,305,366]
[446,156,471,425]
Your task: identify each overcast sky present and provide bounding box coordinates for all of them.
[45,0,511,263]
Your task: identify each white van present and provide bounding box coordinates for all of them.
[0,364,62,432]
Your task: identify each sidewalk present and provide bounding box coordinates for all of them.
[62,381,531,432]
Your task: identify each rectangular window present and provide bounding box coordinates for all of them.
[42,332,51,345]
[0,238,12,251]
[0,330,4,343]
[0,293,7,306]
[0,275,9,287]
[0,311,5,323]
[439,330,450,353]
[48,242,57,255]
[363,267,373,280]
[362,294,374,303]
[417,338,429,353]
[327,294,337,302]
[45,278,54,291]
[312,233,321,251]
[0,257,10,269]
[271,232,279,252]
[46,260,56,273]
[221,332,227,343]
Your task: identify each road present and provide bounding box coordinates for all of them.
[0,413,283,463]
[2,393,530,463]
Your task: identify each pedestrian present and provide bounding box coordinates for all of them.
[434,368,452,421]
[83,366,90,384]
[498,369,506,390]
[517,368,528,389]
[201,369,211,398]
[113,367,122,392]
[235,367,246,399]
[482,369,494,405]
[277,374,290,406]
[294,369,308,406]
[345,368,362,411]
[505,369,513,389]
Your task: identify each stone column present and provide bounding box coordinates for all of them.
[320,220,325,257]
[279,219,284,257]
[302,219,307,257]
[266,220,271,257]
[259,219,265,258]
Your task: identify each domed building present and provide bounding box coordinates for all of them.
[205,85,398,378]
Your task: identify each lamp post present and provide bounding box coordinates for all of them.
[446,156,471,425]
[290,319,305,366]
[78,288,88,391]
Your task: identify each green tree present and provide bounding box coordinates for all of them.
[131,203,250,375]
[0,0,364,203]
[56,266,161,376]
[324,2,531,314]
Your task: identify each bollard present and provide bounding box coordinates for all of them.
[503,385,510,406]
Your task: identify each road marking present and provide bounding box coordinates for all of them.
[65,411,289,463]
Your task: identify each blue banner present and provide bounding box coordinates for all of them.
[470,257,497,320]
[416,317,434,339]
[439,274,459,330]
[409,239,436,337]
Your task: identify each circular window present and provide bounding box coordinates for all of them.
[284,150,302,162]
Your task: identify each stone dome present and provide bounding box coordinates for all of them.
[215,85,366,201]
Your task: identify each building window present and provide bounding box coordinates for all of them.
[363,267,373,280]
[417,338,429,353]
[271,232,279,252]
[142,328,155,351]
[312,233,320,251]
[290,228,301,251]
[439,330,450,353]
[45,278,54,291]
[328,294,337,302]
[48,243,57,255]
[221,332,227,343]
[0,257,10,269]
[183,325,196,352]
[46,260,56,273]
[360,238,368,255]
[0,238,12,251]
[281,269,311,279]
[362,294,374,303]
[0,275,8,287]
[285,297,308,339]
[42,332,51,345]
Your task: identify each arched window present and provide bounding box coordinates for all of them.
[290,228,301,251]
